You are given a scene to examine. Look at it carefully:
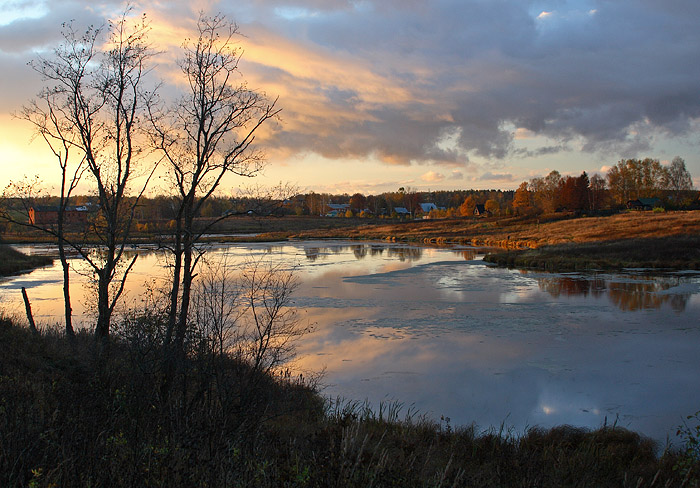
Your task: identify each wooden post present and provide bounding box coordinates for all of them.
[21,287,38,335]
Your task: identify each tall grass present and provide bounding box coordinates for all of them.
[1,320,696,487]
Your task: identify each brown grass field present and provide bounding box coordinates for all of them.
[287,211,700,270]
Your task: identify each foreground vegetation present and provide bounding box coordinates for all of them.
[1,320,698,487]
[0,245,53,276]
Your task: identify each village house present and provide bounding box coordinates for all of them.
[29,205,90,226]
[393,207,410,217]
[325,203,350,217]
[473,204,491,217]
[626,197,662,211]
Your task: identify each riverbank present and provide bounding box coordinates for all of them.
[484,234,700,270]
[4,211,700,271]
[0,320,694,487]
[0,245,53,276]
[290,211,700,270]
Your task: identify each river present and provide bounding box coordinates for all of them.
[2,240,699,444]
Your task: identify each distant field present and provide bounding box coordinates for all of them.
[291,210,700,246]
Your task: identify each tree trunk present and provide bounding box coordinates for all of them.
[95,268,111,340]
[21,287,38,335]
[57,235,75,338]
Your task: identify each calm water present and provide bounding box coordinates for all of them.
[2,241,699,443]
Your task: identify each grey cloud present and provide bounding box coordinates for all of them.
[3,0,699,171]
[480,172,515,182]
[255,0,700,165]
[513,145,568,158]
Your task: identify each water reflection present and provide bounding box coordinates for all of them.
[301,244,478,263]
[302,244,425,262]
[2,241,700,444]
[530,272,694,312]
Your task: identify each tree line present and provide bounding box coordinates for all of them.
[512,157,696,215]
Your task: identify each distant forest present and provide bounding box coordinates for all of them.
[6,157,697,226]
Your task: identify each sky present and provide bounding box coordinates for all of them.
[1,0,699,195]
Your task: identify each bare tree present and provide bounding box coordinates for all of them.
[151,13,280,356]
[21,13,158,340]
[664,156,694,204]
[3,64,97,337]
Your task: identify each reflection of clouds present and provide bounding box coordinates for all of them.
[5,242,700,442]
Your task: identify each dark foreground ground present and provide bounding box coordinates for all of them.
[1,320,698,487]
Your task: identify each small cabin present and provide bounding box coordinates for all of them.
[393,207,410,217]
[626,198,661,211]
[473,204,491,217]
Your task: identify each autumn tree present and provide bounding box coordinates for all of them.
[401,187,422,217]
[305,192,322,215]
[512,182,531,214]
[664,156,694,204]
[485,198,500,216]
[589,173,607,212]
[530,170,561,213]
[459,195,476,217]
[560,172,590,212]
[151,14,280,356]
[606,158,666,204]
[349,192,366,211]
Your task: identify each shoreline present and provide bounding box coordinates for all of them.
[3,210,700,273]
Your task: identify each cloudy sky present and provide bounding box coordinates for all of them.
[1,0,699,194]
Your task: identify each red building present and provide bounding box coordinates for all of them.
[29,206,90,226]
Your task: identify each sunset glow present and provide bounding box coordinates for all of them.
[1,0,699,194]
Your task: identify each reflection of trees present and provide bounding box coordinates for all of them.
[370,246,385,258]
[536,276,606,299]
[300,244,423,262]
[533,273,691,312]
[351,245,367,260]
[304,247,320,261]
[608,279,689,313]
[387,246,422,262]
[453,249,477,261]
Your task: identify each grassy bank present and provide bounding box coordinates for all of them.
[1,320,697,487]
[294,211,700,270]
[0,245,53,276]
[3,211,699,271]
[484,234,700,270]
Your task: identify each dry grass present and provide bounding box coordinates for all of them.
[0,245,53,276]
[485,235,700,270]
[1,320,695,487]
[292,211,700,270]
[293,211,700,249]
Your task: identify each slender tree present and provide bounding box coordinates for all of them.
[23,14,158,340]
[151,14,280,356]
[512,181,531,214]
[664,156,694,204]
